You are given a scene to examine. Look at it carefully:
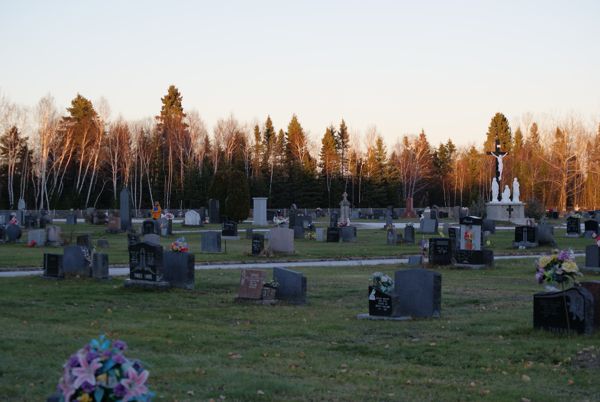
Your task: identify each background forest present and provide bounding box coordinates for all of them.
[1,86,599,214]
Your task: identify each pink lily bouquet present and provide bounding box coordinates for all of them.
[55,335,154,401]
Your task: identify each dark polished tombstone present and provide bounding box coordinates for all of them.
[329,212,339,228]
[127,233,140,247]
[293,225,304,239]
[201,231,222,253]
[126,242,167,285]
[448,227,460,254]
[163,251,195,289]
[566,217,581,237]
[514,226,538,247]
[66,214,77,225]
[368,287,395,316]
[533,287,594,334]
[403,225,415,244]
[252,233,265,255]
[236,269,267,299]
[584,220,599,237]
[428,238,451,265]
[142,219,160,235]
[222,220,238,237]
[43,253,63,278]
[273,267,307,304]
[482,219,496,234]
[340,226,356,242]
[580,281,600,329]
[91,253,109,279]
[585,245,600,271]
[62,245,91,276]
[6,224,21,242]
[120,188,132,231]
[208,199,220,224]
[394,269,442,318]
[326,227,340,243]
[537,224,557,247]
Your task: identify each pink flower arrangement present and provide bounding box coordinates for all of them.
[55,335,154,401]
[170,237,189,253]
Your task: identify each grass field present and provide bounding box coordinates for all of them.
[1,260,599,401]
[0,221,594,269]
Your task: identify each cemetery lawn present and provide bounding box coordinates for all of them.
[0,222,594,269]
[1,261,599,401]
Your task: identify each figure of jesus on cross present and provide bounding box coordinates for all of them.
[487,135,508,201]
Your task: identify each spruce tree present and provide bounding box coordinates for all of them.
[484,112,512,152]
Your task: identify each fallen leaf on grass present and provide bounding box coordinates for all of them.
[228,352,242,359]
[521,374,531,382]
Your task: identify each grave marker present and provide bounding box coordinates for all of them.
[394,269,442,318]
[237,269,267,299]
[43,253,63,278]
[163,251,195,289]
[533,287,594,335]
[566,216,581,237]
[201,231,222,253]
[273,267,307,304]
[269,227,294,253]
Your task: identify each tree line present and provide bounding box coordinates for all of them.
[1,86,599,219]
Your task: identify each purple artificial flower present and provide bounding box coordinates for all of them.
[102,350,112,359]
[67,354,80,368]
[86,351,100,362]
[132,361,143,371]
[558,249,571,261]
[81,380,95,393]
[535,271,544,284]
[113,353,126,364]
[72,353,102,389]
[58,375,76,401]
[113,340,128,351]
[120,367,149,400]
[114,383,128,398]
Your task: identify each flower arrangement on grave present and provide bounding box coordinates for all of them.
[263,279,279,289]
[304,231,316,240]
[170,237,189,252]
[591,232,600,247]
[370,272,394,295]
[164,212,174,220]
[55,335,154,401]
[535,249,582,290]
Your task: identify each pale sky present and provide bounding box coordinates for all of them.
[1,0,599,147]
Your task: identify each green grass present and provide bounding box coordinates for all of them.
[1,261,599,401]
[0,221,593,269]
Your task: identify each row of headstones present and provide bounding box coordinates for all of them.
[566,216,600,238]
[43,235,109,279]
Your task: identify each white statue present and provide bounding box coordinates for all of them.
[491,153,505,181]
[512,178,520,203]
[501,185,511,203]
[491,178,499,203]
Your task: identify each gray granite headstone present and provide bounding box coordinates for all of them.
[536,224,556,247]
[46,225,62,245]
[273,267,307,304]
[403,225,415,244]
[6,224,21,242]
[120,188,132,231]
[340,226,356,242]
[293,226,304,239]
[201,231,222,253]
[91,253,109,279]
[163,251,195,289]
[419,218,438,234]
[28,229,46,247]
[62,245,90,276]
[159,218,168,236]
[585,245,600,270]
[394,269,441,318]
[269,227,294,254]
[208,199,220,224]
[66,214,77,225]
[315,227,326,242]
[142,233,161,246]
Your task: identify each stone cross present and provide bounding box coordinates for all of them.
[486,135,508,200]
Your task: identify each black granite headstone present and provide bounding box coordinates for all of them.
[394,269,442,318]
[222,220,238,237]
[428,238,451,265]
[514,226,538,247]
[252,233,265,255]
[566,217,581,237]
[120,188,132,231]
[163,251,195,289]
[368,286,394,316]
[533,287,594,335]
[403,225,415,244]
[43,253,63,278]
[326,227,340,243]
[128,242,164,282]
[62,245,90,276]
[329,212,339,228]
[585,245,600,269]
[208,199,220,224]
[537,224,556,247]
[142,219,159,235]
[482,219,496,234]
[584,220,599,237]
[91,253,109,279]
[127,233,140,247]
[273,267,307,304]
[5,224,21,242]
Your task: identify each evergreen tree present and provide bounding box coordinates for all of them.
[484,112,512,152]
[319,125,339,208]
[336,119,350,180]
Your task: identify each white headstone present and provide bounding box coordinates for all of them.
[17,198,26,210]
[184,210,201,226]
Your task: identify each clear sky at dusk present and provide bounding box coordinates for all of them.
[1,0,599,147]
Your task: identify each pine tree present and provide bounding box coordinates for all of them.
[484,112,512,152]
[336,119,350,180]
[319,125,339,208]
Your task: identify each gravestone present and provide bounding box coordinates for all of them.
[5,224,21,242]
[24,214,38,229]
[581,281,600,330]
[66,213,77,225]
[340,226,356,242]
[386,228,397,245]
[403,225,415,244]
[407,255,423,266]
[76,234,92,251]
[142,233,161,246]
[142,219,159,235]
[28,229,46,247]
[39,210,52,228]
[293,225,304,239]
[269,227,294,254]
[166,218,173,235]
[222,220,238,237]
[184,210,201,226]
[127,233,140,247]
[126,242,168,288]
[252,233,265,256]
[46,225,62,245]
[237,269,267,299]
[273,267,307,304]
[208,199,220,224]
[339,192,351,226]
[253,197,268,226]
[199,207,207,224]
[537,224,557,247]
[107,216,120,233]
[326,227,340,243]
[533,287,594,334]
[159,217,168,236]
[448,227,460,253]
[482,219,496,234]
[0,225,4,242]
[315,227,326,242]
[566,216,581,237]
[201,231,222,253]
[385,208,394,227]
[454,216,493,267]
[395,269,442,318]
[43,253,63,278]
[91,253,109,280]
[119,188,132,231]
[514,225,538,248]
[419,218,438,234]
[428,238,452,265]
[584,220,599,238]
[585,245,600,272]
[245,228,253,239]
[163,251,195,289]
[329,212,339,228]
[62,245,91,276]
[368,287,395,316]
[96,239,109,248]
